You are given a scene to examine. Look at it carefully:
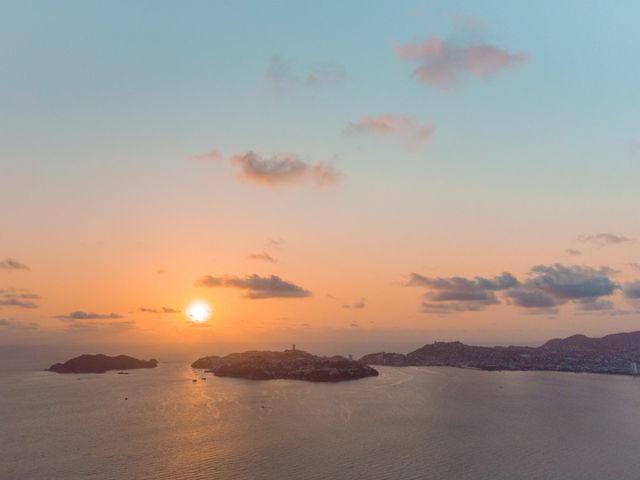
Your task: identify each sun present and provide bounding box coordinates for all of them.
[186,301,213,323]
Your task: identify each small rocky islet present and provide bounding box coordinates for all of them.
[47,354,158,374]
[192,348,378,382]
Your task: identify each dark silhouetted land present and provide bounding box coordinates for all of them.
[192,349,378,382]
[361,331,640,376]
[47,354,158,373]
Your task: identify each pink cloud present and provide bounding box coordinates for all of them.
[193,150,223,162]
[396,37,527,89]
[343,114,434,151]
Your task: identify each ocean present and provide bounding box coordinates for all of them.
[2,359,640,479]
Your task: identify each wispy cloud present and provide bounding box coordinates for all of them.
[565,248,582,256]
[267,238,285,249]
[264,55,346,93]
[65,320,135,331]
[264,55,295,93]
[231,151,339,188]
[575,297,615,311]
[422,302,490,315]
[138,307,180,314]
[55,311,132,331]
[193,150,223,162]
[344,114,434,151]
[396,37,527,89]
[55,311,123,320]
[0,258,30,271]
[342,298,366,309]
[248,252,277,263]
[623,281,640,300]
[450,15,486,35]
[0,318,39,330]
[196,274,311,299]
[578,233,631,247]
[0,288,40,309]
[304,64,347,88]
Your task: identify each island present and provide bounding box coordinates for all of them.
[47,354,158,374]
[192,348,378,382]
[360,331,640,376]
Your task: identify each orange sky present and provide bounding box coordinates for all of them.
[2,2,640,354]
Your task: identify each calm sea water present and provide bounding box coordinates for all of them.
[2,360,640,480]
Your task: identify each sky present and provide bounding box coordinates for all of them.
[2,1,640,356]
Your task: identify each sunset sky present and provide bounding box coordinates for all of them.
[2,1,640,354]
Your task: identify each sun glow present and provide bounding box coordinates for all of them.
[186,301,212,323]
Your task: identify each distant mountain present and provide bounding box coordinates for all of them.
[540,331,640,352]
[360,331,640,376]
[47,354,158,374]
[192,349,378,382]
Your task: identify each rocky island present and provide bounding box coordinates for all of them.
[192,348,378,382]
[47,354,158,373]
[360,331,640,376]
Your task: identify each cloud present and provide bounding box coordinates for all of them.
[0,318,39,330]
[396,37,527,89]
[575,297,615,311]
[138,307,180,314]
[343,298,366,309]
[186,320,213,328]
[343,114,434,151]
[406,272,518,313]
[268,238,285,248]
[407,264,625,314]
[505,264,620,311]
[248,252,277,263]
[265,55,294,90]
[0,288,40,309]
[66,320,135,331]
[265,56,346,93]
[193,150,223,162]
[304,64,347,88]
[623,281,640,300]
[422,301,489,314]
[156,269,166,275]
[578,233,631,246]
[0,258,30,271]
[505,287,558,309]
[629,263,640,272]
[565,249,582,256]
[230,151,339,187]
[527,264,618,300]
[195,274,311,299]
[194,150,340,189]
[450,15,486,35]
[55,311,123,320]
